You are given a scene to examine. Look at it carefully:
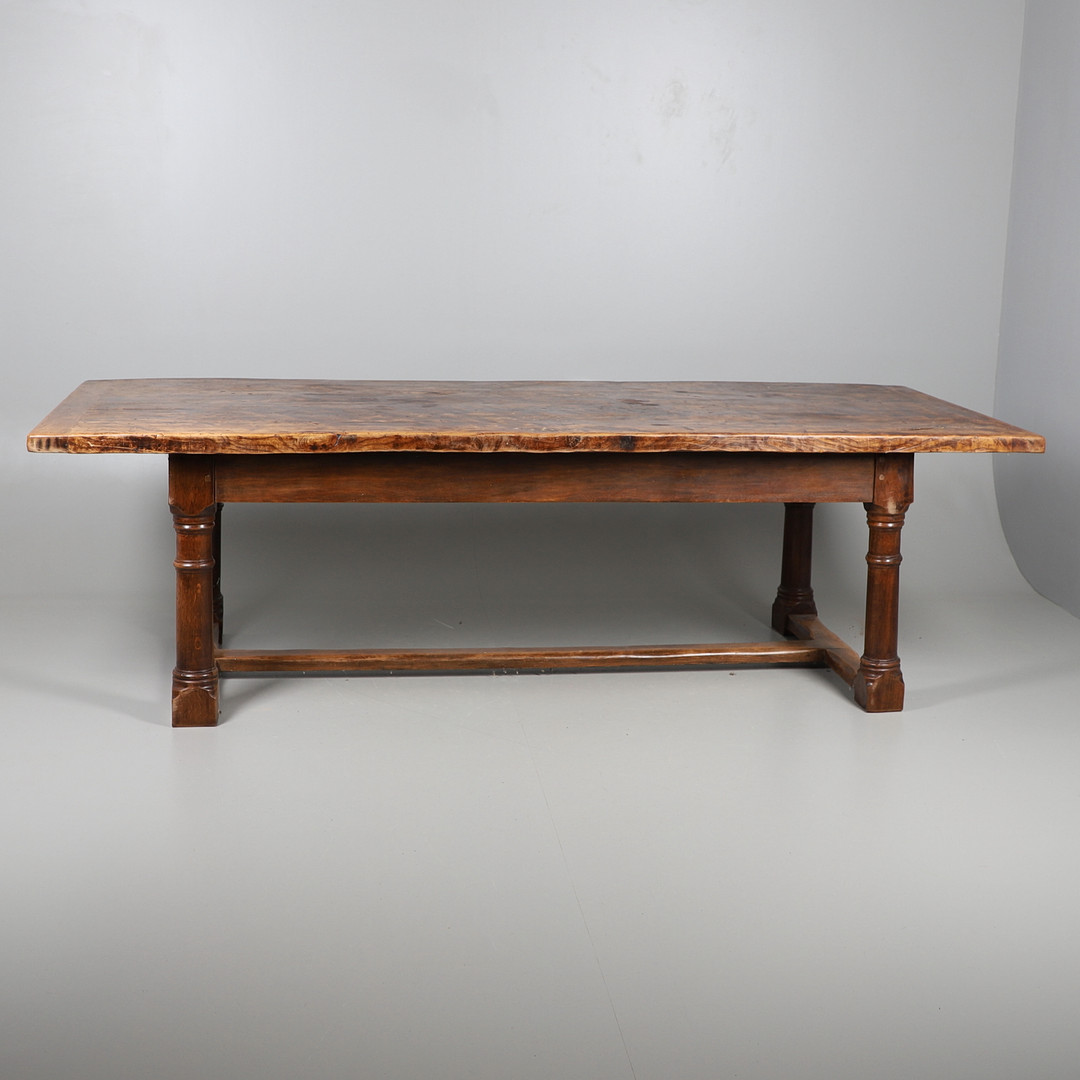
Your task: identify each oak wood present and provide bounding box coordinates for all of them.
[28,379,1046,455]
[212,503,223,646]
[771,502,818,633]
[215,639,832,673]
[787,614,861,687]
[169,456,219,727]
[25,379,1047,722]
[853,454,914,712]
[214,451,877,504]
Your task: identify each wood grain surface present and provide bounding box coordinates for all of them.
[27,378,1046,454]
[212,451,878,503]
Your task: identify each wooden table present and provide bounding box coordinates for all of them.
[28,379,1044,726]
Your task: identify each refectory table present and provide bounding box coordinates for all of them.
[27,379,1044,726]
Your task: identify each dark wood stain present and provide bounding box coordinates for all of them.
[213,451,877,504]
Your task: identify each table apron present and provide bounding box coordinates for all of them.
[212,451,879,504]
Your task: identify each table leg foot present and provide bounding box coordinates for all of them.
[172,671,220,727]
[853,660,905,712]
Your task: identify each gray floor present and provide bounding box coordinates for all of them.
[2,498,1079,1080]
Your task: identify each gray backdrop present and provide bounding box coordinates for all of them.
[2,0,1068,623]
[996,0,1080,619]
[7,8,1080,1079]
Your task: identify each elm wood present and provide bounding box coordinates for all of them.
[214,451,877,504]
[771,502,818,634]
[169,456,219,727]
[27,379,1047,455]
[853,454,914,712]
[214,639,832,674]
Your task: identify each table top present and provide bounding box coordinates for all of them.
[27,379,1045,455]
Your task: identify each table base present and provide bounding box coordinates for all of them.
[169,450,914,726]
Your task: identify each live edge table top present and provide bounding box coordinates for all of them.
[27,379,1045,455]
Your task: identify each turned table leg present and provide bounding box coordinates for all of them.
[772,502,818,635]
[854,455,914,713]
[169,455,219,727]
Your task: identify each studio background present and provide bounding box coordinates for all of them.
[3,0,1047,599]
[3,3,1080,1080]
